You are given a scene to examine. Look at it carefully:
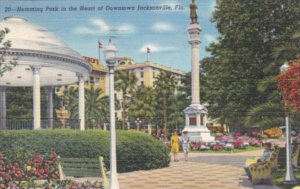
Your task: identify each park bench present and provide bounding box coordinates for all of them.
[58,156,109,188]
[248,146,279,185]
[248,145,300,186]
[277,145,300,170]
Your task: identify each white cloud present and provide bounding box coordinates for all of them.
[139,44,176,53]
[209,0,217,13]
[203,34,217,44]
[91,18,110,33]
[117,24,135,33]
[74,27,97,35]
[74,18,135,35]
[152,22,174,32]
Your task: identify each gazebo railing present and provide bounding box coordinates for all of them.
[0,118,80,130]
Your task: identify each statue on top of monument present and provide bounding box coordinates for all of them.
[190,0,198,24]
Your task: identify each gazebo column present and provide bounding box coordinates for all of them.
[47,86,54,129]
[32,65,41,130]
[78,74,85,131]
[0,86,6,130]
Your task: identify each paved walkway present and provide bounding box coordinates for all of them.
[118,149,281,189]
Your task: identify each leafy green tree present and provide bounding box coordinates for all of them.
[128,86,156,131]
[0,28,17,76]
[168,91,189,132]
[202,0,300,129]
[6,87,48,118]
[62,86,109,129]
[154,72,177,136]
[115,71,137,130]
[245,32,300,128]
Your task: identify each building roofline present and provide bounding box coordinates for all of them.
[115,61,185,75]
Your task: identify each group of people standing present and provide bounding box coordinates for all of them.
[170,130,191,162]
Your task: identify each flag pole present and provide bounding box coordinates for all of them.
[147,52,149,62]
[146,47,150,62]
[98,40,101,63]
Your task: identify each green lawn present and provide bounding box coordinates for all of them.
[190,146,263,153]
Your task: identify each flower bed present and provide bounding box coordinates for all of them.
[0,152,59,188]
[262,127,282,139]
[190,135,262,152]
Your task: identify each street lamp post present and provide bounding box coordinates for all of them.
[135,117,142,131]
[104,39,120,189]
[280,63,297,185]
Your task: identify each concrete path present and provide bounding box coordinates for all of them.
[118,149,282,189]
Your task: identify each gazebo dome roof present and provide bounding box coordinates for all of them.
[2,17,82,59]
[0,17,91,87]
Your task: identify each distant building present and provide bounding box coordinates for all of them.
[114,58,185,128]
[115,58,185,87]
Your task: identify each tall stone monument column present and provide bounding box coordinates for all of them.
[183,0,214,142]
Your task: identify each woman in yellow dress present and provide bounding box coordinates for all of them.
[171,130,180,162]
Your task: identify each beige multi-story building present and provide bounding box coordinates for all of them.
[114,58,185,127]
[115,58,185,87]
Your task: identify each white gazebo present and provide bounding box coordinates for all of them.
[0,17,92,130]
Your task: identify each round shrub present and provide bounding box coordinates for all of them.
[0,130,170,173]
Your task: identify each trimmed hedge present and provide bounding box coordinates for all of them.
[0,130,170,173]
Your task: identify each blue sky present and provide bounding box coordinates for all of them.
[0,0,218,72]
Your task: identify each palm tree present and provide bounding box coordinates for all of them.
[128,86,156,131]
[154,72,177,136]
[85,86,109,129]
[63,87,78,119]
[63,86,109,129]
[246,32,300,128]
[115,71,137,130]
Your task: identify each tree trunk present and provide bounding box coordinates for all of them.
[163,95,168,137]
[122,92,126,130]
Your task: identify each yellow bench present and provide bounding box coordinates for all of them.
[248,147,279,185]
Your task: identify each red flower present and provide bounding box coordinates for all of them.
[38,169,44,174]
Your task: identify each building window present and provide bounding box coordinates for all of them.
[94,77,100,85]
[141,81,144,86]
[90,76,95,84]
[140,72,144,78]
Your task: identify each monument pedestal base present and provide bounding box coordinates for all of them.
[183,126,215,142]
[183,104,215,142]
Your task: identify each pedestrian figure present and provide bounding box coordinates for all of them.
[181,130,191,161]
[244,142,273,180]
[171,129,180,162]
